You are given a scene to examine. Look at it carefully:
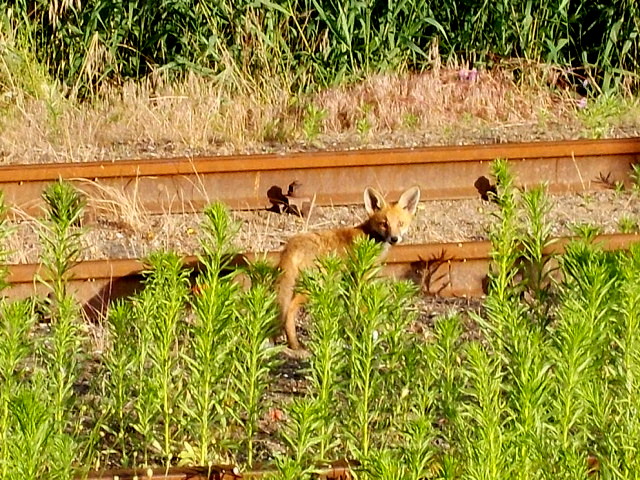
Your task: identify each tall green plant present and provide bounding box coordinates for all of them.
[137,252,191,466]
[604,245,640,477]
[431,315,464,447]
[0,189,61,478]
[231,278,280,467]
[130,293,158,467]
[4,0,637,91]
[5,387,55,480]
[293,237,429,469]
[519,185,555,319]
[185,203,240,464]
[296,254,347,462]
[550,242,618,476]
[2,372,76,479]
[341,238,387,459]
[35,179,86,471]
[459,342,507,479]
[475,160,555,478]
[38,179,86,306]
[486,158,521,305]
[0,190,20,478]
[376,279,420,431]
[98,301,138,466]
[0,300,37,479]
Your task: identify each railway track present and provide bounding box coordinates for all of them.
[2,137,639,216]
[84,461,352,480]
[3,137,639,317]
[7,233,638,318]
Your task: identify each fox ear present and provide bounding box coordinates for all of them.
[364,187,387,215]
[397,186,421,215]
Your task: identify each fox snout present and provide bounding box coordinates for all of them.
[388,235,400,244]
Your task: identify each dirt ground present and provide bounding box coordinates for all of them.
[6,189,639,265]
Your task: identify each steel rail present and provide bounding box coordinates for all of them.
[2,138,639,215]
[83,460,353,479]
[6,234,639,318]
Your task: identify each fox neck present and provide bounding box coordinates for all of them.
[358,219,389,245]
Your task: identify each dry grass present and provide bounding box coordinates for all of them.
[316,69,553,130]
[2,64,638,166]
[78,178,153,233]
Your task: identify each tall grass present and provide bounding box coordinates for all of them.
[1,0,638,94]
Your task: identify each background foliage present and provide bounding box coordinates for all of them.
[1,0,639,92]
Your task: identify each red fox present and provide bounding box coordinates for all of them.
[276,186,421,353]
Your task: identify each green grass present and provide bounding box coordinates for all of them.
[1,173,640,477]
[1,0,638,95]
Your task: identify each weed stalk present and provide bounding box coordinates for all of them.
[342,238,386,458]
[231,278,280,467]
[187,203,240,464]
[297,255,347,461]
[140,252,191,465]
[35,180,86,472]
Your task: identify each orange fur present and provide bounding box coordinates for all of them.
[277,186,421,351]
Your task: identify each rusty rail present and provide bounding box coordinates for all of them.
[7,234,639,318]
[3,138,639,215]
[83,461,352,480]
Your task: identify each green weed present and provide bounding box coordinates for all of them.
[184,203,240,465]
[38,179,86,306]
[98,301,138,466]
[231,281,280,467]
[571,223,603,242]
[402,113,420,130]
[140,252,191,465]
[0,192,12,291]
[619,215,639,234]
[302,104,326,141]
[631,163,640,193]
[35,179,86,474]
[578,94,630,138]
[297,255,347,461]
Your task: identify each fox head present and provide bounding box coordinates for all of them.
[363,186,421,245]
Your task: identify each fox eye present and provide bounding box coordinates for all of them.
[382,220,389,229]
[398,221,405,228]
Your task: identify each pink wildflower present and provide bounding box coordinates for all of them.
[458,68,478,82]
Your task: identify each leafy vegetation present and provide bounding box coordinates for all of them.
[1,172,640,478]
[1,0,638,93]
